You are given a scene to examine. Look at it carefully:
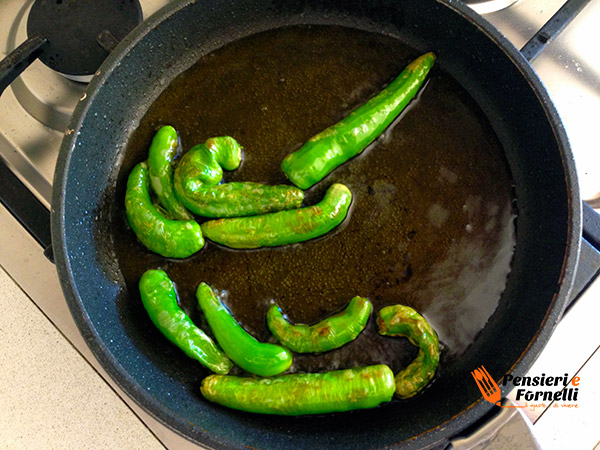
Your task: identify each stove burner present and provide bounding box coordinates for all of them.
[463,0,520,14]
[26,0,142,79]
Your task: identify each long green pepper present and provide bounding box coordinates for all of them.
[267,296,372,353]
[147,125,194,220]
[139,270,232,374]
[282,52,436,189]
[174,137,304,218]
[377,304,440,398]
[201,365,395,415]
[125,162,204,258]
[196,283,293,377]
[201,183,352,249]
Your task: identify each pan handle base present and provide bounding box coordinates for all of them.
[450,399,541,450]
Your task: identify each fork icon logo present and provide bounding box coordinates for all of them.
[471,365,502,406]
[471,365,528,408]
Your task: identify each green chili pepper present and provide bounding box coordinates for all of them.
[196,282,293,377]
[201,183,352,249]
[201,365,395,415]
[125,162,204,258]
[139,270,232,374]
[175,136,243,186]
[281,52,436,189]
[377,304,440,399]
[267,296,372,353]
[174,137,304,218]
[147,125,194,221]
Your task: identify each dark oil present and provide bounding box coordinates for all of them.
[114,25,516,375]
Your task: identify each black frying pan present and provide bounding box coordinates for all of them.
[3,0,593,448]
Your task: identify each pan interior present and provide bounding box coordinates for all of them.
[113,21,515,431]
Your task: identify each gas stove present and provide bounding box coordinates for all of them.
[1,0,599,448]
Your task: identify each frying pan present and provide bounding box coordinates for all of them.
[1,0,597,448]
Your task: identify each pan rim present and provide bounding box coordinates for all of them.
[51,0,581,448]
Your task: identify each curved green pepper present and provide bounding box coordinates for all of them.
[175,136,243,186]
[377,304,440,398]
[174,137,304,218]
[147,125,194,221]
[201,365,395,415]
[267,296,372,353]
[139,270,232,374]
[125,162,204,258]
[196,282,293,377]
[282,52,436,189]
[201,183,352,249]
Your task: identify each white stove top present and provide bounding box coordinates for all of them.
[1,0,599,448]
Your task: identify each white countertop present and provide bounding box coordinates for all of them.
[0,266,163,449]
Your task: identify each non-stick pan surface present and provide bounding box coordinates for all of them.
[52,1,580,448]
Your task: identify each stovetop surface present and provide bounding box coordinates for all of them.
[1,0,599,448]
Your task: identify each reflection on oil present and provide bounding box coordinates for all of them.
[423,199,516,354]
